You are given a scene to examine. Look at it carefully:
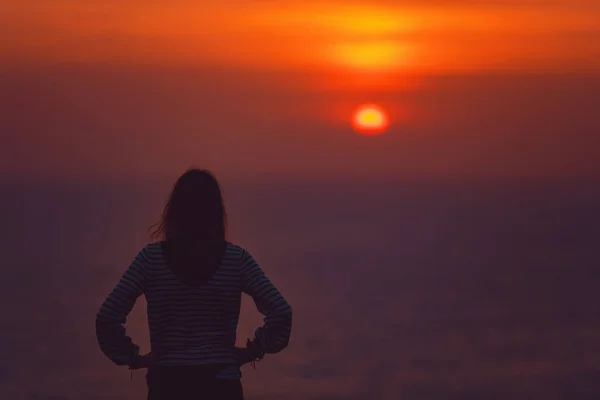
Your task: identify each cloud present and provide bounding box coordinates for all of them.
[2,0,599,73]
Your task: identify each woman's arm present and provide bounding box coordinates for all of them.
[241,249,293,355]
[95,247,149,366]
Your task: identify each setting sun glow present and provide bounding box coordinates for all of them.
[352,105,389,134]
[3,2,599,74]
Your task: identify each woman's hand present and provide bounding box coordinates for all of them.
[129,352,155,370]
[233,346,254,367]
[233,338,266,368]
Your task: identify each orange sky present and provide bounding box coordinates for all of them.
[3,0,600,73]
[1,0,600,182]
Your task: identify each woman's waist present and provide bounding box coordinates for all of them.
[151,341,234,355]
[148,361,241,380]
[149,331,235,347]
[151,348,235,364]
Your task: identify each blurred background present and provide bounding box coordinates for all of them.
[1,0,599,398]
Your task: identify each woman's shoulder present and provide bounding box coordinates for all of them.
[136,241,164,260]
[224,242,259,267]
[138,241,250,261]
[224,241,247,257]
[142,241,245,252]
[144,241,164,252]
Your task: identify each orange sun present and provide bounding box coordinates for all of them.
[352,104,389,134]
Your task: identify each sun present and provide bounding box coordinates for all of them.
[352,104,389,134]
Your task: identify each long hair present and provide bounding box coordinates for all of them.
[150,169,228,285]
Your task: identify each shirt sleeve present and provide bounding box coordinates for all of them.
[95,247,149,366]
[241,249,293,354]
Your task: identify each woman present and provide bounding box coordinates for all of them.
[95,169,293,399]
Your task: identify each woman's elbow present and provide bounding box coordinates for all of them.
[274,308,293,352]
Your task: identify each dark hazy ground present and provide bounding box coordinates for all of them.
[1,178,599,399]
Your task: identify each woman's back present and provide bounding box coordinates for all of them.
[146,242,244,370]
[96,241,292,379]
[95,169,292,399]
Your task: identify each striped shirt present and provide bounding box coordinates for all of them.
[95,242,292,378]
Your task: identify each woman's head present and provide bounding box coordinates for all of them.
[150,169,228,286]
[151,168,227,242]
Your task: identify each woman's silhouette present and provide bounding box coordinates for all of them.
[95,169,293,399]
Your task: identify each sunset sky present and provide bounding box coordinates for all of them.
[2,0,600,181]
